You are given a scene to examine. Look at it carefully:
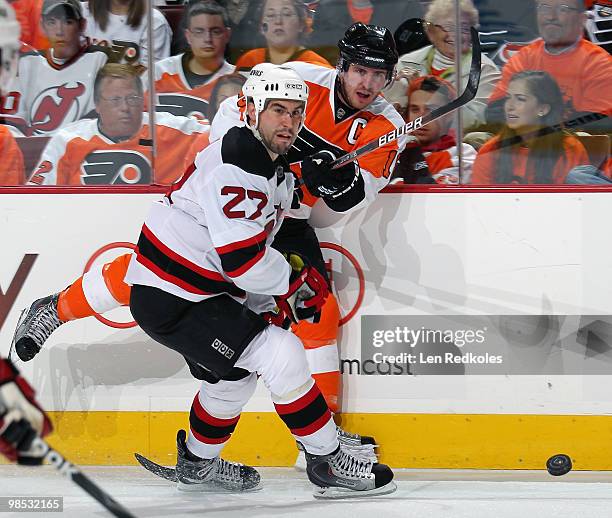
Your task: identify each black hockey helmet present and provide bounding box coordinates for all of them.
[337,22,399,81]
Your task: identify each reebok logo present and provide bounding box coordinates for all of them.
[286,84,303,90]
[211,338,235,359]
[414,160,428,170]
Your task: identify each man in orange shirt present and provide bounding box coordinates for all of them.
[0,0,25,184]
[486,0,612,131]
[29,63,208,185]
[8,0,48,49]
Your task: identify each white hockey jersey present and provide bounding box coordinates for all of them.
[16,47,108,136]
[151,54,235,120]
[125,126,294,303]
[210,61,407,219]
[82,3,171,65]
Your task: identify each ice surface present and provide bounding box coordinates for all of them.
[1,466,612,518]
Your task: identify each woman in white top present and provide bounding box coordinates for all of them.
[384,0,501,129]
[82,0,172,65]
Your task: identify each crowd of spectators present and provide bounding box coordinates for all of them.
[0,0,610,186]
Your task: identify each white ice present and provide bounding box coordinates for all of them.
[2,466,612,518]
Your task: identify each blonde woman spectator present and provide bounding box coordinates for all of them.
[384,0,500,129]
[83,0,171,65]
[472,70,589,184]
[234,0,329,70]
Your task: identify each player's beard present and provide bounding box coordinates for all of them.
[260,129,295,155]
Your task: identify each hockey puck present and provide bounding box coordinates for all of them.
[546,454,572,476]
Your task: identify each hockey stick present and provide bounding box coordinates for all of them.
[330,26,482,170]
[27,437,136,518]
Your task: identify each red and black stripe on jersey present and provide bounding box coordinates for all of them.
[135,224,245,297]
[274,383,332,437]
[189,393,240,444]
[215,230,267,278]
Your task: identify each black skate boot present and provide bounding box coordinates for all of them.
[305,444,396,499]
[175,430,261,492]
[295,426,378,471]
[13,294,64,362]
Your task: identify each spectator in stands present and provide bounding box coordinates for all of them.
[152,1,234,121]
[391,76,476,185]
[0,0,25,184]
[234,0,329,71]
[9,0,49,49]
[14,0,108,136]
[384,0,500,130]
[215,0,264,62]
[83,0,172,65]
[472,70,589,184]
[207,73,245,120]
[486,0,612,128]
[29,64,208,185]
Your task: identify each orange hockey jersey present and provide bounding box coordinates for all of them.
[152,54,235,121]
[29,113,209,186]
[0,125,25,185]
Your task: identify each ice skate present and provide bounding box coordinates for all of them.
[295,426,378,471]
[174,430,261,492]
[12,294,64,362]
[305,444,396,499]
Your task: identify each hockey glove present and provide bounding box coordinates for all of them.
[0,357,52,464]
[274,252,329,324]
[261,306,293,330]
[301,150,361,200]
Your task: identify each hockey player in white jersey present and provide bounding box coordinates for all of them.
[15,0,108,136]
[124,64,396,498]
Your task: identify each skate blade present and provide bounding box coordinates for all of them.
[312,480,397,500]
[134,453,178,482]
[8,308,28,363]
[177,481,263,493]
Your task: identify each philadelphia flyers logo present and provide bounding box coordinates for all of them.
[92,39,140,64]
[156,93,210,121]
[80,150,152,185]
[30,82,86,134]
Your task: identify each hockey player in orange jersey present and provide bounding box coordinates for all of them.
[28,63,209,185]
[151,2,235,122]
[13,23,407,461]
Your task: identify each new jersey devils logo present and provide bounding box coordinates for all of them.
[30,82,86,134]
[156,93,209,121]
[80,150,152,185]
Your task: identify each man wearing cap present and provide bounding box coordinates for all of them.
[14,0,108,136]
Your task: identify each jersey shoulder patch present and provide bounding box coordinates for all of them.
[221,126,279,180]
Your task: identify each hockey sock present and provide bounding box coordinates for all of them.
[57,278,95,321]
[293,294,341,413]
[186,391,241,459]
[273,379,338,456]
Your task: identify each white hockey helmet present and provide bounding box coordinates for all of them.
[0,0,20,96]
[242,64,309,135]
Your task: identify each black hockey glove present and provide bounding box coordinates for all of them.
[301,150,361,200]
[274,252,329,325]
[0,358,52,465]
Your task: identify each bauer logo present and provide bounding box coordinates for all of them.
[345,314,612,375]
[211,338,235,359]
